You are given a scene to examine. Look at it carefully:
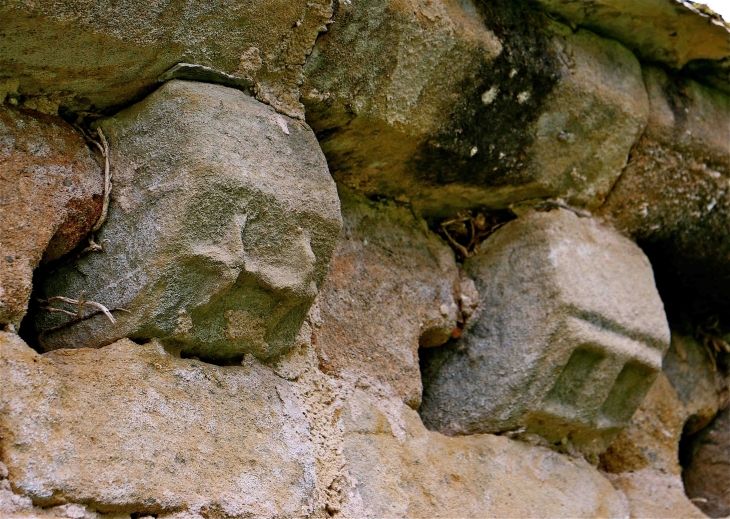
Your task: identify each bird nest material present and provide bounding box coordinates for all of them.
[437,210,513,260]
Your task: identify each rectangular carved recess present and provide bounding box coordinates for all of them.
[598,361,657,426]
[541,346,607,420]
[536,316,662,433]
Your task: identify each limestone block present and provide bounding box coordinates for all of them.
[599,372,686,475]
[0,107,102,329]
[606,470,706,519]
[420,209,670,454]
[337,388,628,518]
[304,0,648,217]
[0,333,316,516]
[0,0,332,117]
[601,67,730,320]
[34,80,342,361]
[312,187,459,408]
[532,0,730,72]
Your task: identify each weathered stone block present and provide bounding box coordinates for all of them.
[0,107,102,329]
[601,67,730,320]
[420,209,670,453]
[0,0,332,117]
[532,0,730,93]
[337,388,628,518]
[0,333,316,516]
[599,372,686,475]
[312,187,459,408]
[304,0,648,217]
[34,80,342,361]
[606,470,706,519]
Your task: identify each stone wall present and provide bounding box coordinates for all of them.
[1,0,729,517]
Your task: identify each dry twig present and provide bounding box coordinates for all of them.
[438,210,511,260]
[37,292,129,327]
[43,127,112,275]
[83,127,112,253]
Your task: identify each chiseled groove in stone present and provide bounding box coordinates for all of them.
[565,305,671,352]
[419,209,670,455]
[537,315,662,431]
[561,315,664,370]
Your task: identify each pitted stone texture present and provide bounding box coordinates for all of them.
[606,470,706,519]
[420,209,670,454]
[532,0,730,80]
[600,372,686,475]
[601,68,730,319]
[312,187,459,408]
[304,1,647,218]
[0,107,102,329]
[0,333,316,516]
[337,388,628,518]
[34,81,341,360]
[0,0,331,118]
[599,338,728,518]
[0,495,128,519]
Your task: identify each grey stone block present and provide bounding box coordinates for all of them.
[420,209,670,453]
[34,80,342,361]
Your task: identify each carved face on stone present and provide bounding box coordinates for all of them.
[35,80,342,361]
[420,209,670,457]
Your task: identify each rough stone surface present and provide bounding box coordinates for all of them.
[606,470,706,519]
[600,372,686,475]
[664,331,726,435]
[598,334,729,518]
[0,332,316,516]
[601,67,730,320]
[34,80,342,361]
[0,106,102,329]
[2,0,729,515]
[312,187,460,408]
[336,388,629,518]
[304,2,648,217]
[533,0,730,90]
[682,406,730,518]
[420,209,670,455]
[0,0,332,118]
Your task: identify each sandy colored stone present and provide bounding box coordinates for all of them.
[34,81,341,361]
[601,67,730,319]
[0,106,102,329]
[312,187,459,408]
[420,209,670,457]
[600,373,686,475]
[0,332,315,516]
[607,470,706,519]
[532,0,730,70]
[0,0,332,118]
[304,0,648,217]
[337,388,629,518]
[0,493,130,519]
